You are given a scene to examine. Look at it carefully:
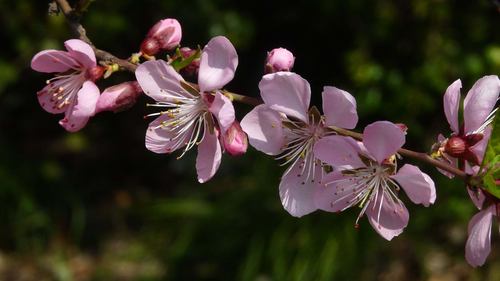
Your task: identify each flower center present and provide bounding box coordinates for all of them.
[39,71,87,110]
[327,160,402,227]
[276,115,332,184]
[146,95,211,158]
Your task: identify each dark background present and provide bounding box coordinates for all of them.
[0,0,499,280]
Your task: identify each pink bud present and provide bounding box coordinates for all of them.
[140,37,161,56]
[96,81,143,113]
[265,47,295,73]
[221,121,248,156]
[146,18,182,51]
[179,47,196,58]
[179,47,200,75]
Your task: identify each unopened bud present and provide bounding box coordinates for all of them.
[140,37,161,56]
[146,18,182,51]
[221,121,248,156]
[179,47,200,75]
[444,136,466,157]
[265,47,295,73]
[96,81,143,113]
[86,66,105,82]
[179,47,196,58]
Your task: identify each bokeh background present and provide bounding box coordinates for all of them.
[1,0,500,280]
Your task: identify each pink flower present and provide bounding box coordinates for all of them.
[221,121,248,156]
[465,203,499,267]
[96,81,143,113]
[265,48,295,73]
[241,72,358,217]
[434,76,499,176]
[136,36,238,183]
[31,39,103,132]
[314,121,436,240]
[141,18,182,55]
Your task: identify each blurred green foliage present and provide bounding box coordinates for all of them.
[482,113,500,198]
[0,0,499,280]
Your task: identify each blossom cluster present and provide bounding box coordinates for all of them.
[31,16,500,267]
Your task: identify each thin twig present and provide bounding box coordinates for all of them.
[52,0,474,183]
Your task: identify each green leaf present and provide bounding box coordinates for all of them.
[480,111,500,198]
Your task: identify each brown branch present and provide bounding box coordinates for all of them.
[54,0,137,72]
[51,0,475,183]
[398,148,469,179]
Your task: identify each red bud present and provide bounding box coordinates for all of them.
[140,37,161,56]
[444,136,466,157]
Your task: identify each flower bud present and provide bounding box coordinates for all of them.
[96,81,143,113]
[179,47,200,75]
[444,136,466,157]
[221,121,248,156]
[140,37,161,56]
[265,47,295,73]
[146,18,182,51]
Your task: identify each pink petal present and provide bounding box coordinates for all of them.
[145,115,191,154]
[314,171,357,212]
[469,126,492,164]
[464,75,500,133]
[59,81,99,132]
[198,36,238,92]
[31,50,79,73]
[64,39,96,68]
[391,164,436,207]
[196,129,222,183]
[465,205,494,267]
[135,60,194,102]
[313,135,365,168]
[209,92,235,133]
[443,79,462,134]
[322,86,358,129]
[240,105,285,155]
[279,161,320,217]
[363,121,405,163]
[259,72,311,123]
[366,192,409,241]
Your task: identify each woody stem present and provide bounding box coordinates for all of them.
[54,0,472,184]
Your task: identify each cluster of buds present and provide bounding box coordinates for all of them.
[31,10,500,269]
